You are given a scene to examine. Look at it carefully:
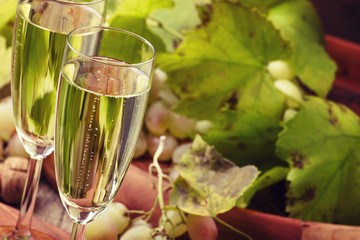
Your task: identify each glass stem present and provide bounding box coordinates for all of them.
[70,223,85,240]
[13,157,43,239]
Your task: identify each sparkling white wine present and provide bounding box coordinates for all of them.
[55,57,150,216]
[12,0,102,156]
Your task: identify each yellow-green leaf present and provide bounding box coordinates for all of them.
[170,135,259,216]
[276,97,360,224]
[109,0,174,52]
[157,1,291,165]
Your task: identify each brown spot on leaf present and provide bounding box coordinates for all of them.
[173,40,180,49]
[330,116,338,125]
[192,195,201,206]
[197,4,213,28]
[290,151,308,169]
[328,103,339,126]
[227,91,239,110]
[224,124,232,131]
[180,84,190,93]
[339,104,347,114]
[328,106,338,126]
[299,185,316,202]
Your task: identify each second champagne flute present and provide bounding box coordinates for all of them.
[55,26,155,239]
[5,0,106,239]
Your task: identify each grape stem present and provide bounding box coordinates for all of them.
[131,135,171,224]
[129,197,159,223]
[148,136,168,231]
[214,216,253,240]
[128,210,146,215]
[146,17,185,40]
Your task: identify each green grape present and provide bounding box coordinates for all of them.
[120,225,153,240]
[172,143,192,164]
[102,202,130,234]
[5,133,29,158]
[195,120,214,134]
[147,134,178,162]
[85,215,118,240]
[160,210,187,238]
[274,79,304,104]
[134,131,148,159]
[129,219,152,228]
[0,97,16,141]
[145,101,170,136]
[149,68,167,103]
[157,88,179,107]
[168,112,195,139]
[266,60,293,80]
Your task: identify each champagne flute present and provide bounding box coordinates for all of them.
[3,0,106,239]
[54,26,155,239]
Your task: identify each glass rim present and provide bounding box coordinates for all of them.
[66,26,156,67]
[53,0,105,6]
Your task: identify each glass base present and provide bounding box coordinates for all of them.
[0,227,54,240]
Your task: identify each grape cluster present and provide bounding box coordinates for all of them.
[133,68,209,163]
[266,60,304,122]
[85,202,218,240]
[85,202,130,240]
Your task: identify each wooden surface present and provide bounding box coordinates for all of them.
[0,201,70,239]
[34,180,73,233]
[0,154,72,239]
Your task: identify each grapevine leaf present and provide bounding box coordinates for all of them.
[111,0,174,17]
[0,36,11,88]
[202,110,283,167]
[268,0,337,97]
[158,1,292,166]
[149,0,210,52]
[170,135,259,216]
[276,97,360,225]
[109,0,174,52]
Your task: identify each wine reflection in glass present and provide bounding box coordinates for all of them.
[54,26,155,239]
[3,0,106,239]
